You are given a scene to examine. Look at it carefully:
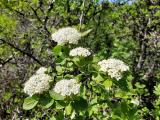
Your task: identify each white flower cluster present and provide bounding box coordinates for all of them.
[51,27,81,45]
[24,67,51,96]
[98,58,129,80]
[69,47,91,57]
[53,79,80,96]
[36,67,47,74]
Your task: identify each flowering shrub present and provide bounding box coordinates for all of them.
[51,27,81,45]
[98,58,129,80]
[69,47,91,57]
[24,67,52,96]
[53,79,80,96]
[22,27,140,119]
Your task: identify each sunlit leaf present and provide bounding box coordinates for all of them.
[49,91,65,100]
[23,96,39,110]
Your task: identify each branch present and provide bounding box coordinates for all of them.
[44,1,55,36]
[0,57,12,66]
[30,6,43,24]
[30,2,56,47]
[0,38,43,65]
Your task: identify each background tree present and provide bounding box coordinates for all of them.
[0,0,160,119]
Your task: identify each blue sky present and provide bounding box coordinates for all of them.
[99,0,133,4]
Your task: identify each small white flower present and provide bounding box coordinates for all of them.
[51,27,81,44]
[24,67,51,96]
[98,58,129,80]
[53,79,80,96]
[69,47,91,57]
[36,67,47,74]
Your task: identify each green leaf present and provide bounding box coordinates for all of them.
[3,92,12,101]
[49,91,65,100]
[39,96,54,109]
[56,101,68,109]
[115,91,128,99]
[23,96,39,110]
[154,84,160,96]
[92,73,104,83]
[72,57,81,66]
[92,56,100,63]
[56,66,63,74]
[32,0,38,5]
[89,105,99,116]
[53,45,62,56]
[81,29,92,37]
[103,80,112,89]
[114,79,129,91]
[51,111,64,120]
[71,97,88,112]
[55,111,64,120]
[90,97,97,106]
[65,104,72,115]
[155,11,160,17]
[50,116,56,120]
